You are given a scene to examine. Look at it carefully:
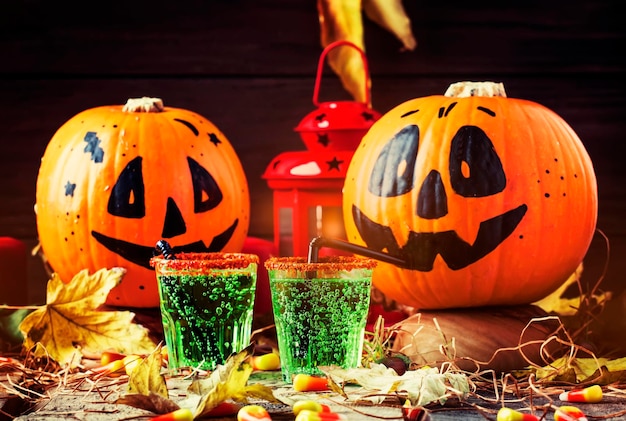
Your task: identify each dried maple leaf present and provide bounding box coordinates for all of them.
[535,263,611,321]
[321,364,470,407]
[192,345,279,418]
[527,356,626,384]
[19,268,156,367]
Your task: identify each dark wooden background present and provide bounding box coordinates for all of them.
[1,0,625,349]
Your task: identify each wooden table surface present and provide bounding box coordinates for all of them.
[8,370,626,421]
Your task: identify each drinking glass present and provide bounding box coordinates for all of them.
[265,256,376,382]
[151,252,258,371]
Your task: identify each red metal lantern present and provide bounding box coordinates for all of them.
[263,40,381,257]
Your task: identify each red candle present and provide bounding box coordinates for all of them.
[0,237,28,305]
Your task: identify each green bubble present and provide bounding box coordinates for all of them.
[270,276,371,382]
[157,271,256,372]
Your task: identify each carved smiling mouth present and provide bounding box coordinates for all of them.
[352,205,527,271]
[91,219,239,270]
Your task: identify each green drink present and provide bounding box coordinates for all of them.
[266,256,376,382]
[151,252,258,372]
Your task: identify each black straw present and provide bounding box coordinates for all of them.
[308,236,407,266]
[155,240,176,260]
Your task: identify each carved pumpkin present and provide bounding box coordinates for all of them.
[35,97,250,308]
[343,82,597,310]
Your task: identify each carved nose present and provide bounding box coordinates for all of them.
[417,170,448,219]
[161,197,187,238]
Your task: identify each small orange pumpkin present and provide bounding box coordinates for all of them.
[343,82,597,309]
[35,97,250,308]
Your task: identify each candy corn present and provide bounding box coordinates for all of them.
[90,358,127,377]
[100,351,127,365]
[151,408,193,421]
[295,409,346,421]
[555,405,588,421]
[559,385,603,403]
[293,374,329,392]
[293,400,331,416]
[205,401,242,417]
[251,353,281,371]
[496,407,540,421]
[237,405,272,421]
[401,400,426,421]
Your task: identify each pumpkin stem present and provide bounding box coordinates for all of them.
[122,97,165,112]
[444,81,507,98]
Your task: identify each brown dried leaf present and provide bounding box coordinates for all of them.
[19,268,156,367]
[116,392,180,415]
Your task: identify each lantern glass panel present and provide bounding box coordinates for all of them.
[310,205,346,240]
[278,207,294,256]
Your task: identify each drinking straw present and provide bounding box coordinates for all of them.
[155,239,176,259]
[308,236,407,266]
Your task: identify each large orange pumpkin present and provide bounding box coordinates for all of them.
[35,97,250,308]
[343,82,597,310]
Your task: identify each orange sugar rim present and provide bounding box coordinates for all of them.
[264,256,377,272]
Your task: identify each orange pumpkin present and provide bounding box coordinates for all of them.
[35,97,250,308]
[343,82,597,310]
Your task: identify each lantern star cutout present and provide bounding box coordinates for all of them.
[361,111,376,122]
[315,113,327,123]
[327,157,343,171]
[317,133,330,147]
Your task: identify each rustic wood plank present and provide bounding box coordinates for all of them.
[1,0,623,76]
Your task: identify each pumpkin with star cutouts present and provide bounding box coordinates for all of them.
[35,97,250,308]
[342,81,598,310]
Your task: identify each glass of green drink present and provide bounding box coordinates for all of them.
[265,256,377,382]
[150,252,259,372]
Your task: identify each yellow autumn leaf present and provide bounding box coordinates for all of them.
[117,346,177,415]
[127,345,168,398]
[534,263,583,315]
[520,356,626,385]
[534,263,611,316]
[19,268,156,367]
[192,345,278,418]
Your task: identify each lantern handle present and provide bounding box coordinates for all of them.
[312,40,371,107]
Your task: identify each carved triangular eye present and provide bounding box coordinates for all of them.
[108,156,145,218]
[188,157,223,213]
